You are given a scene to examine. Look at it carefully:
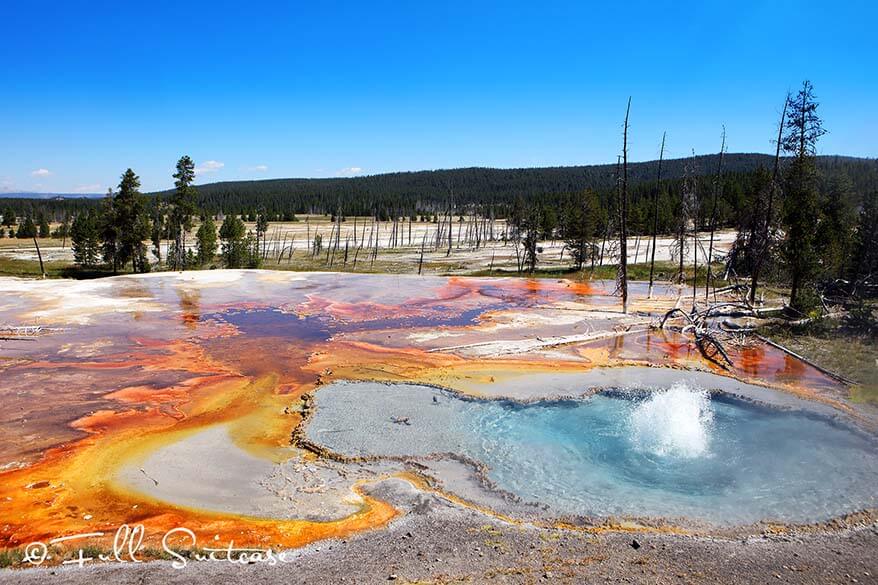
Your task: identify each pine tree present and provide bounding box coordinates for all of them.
[850,191,878,285]
[816,174,856,280]
[1,207,15,227]
[196,216,218,265]
[17,216,37,239]
[38,213,50,238]
[170,156,198,270]
[71,210,100,267]
[219,215,247,268]
[781,81,827,311]
[101,189,119,272]
[114,169,151,273]
[563,189,600,270]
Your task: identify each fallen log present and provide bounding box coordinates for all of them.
[427,326,649,356]
[754,333,855,386]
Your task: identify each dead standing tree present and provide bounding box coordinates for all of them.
[705,127,727,301]
[617,97,631,314]
[647,131,666,298]
[670,153,697,286]
[749,97,788,304]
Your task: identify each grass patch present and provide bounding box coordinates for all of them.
[0,549,21,568]
[0,256,113,279]
[763,319,878,404]
[467,260,730,287]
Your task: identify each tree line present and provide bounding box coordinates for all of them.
[2,153,875,227]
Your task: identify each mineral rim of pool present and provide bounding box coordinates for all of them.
[305,380,878,525]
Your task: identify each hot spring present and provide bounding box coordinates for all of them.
[305,380,878,525]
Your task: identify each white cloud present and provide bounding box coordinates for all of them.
[247,164,269,172]
[195,160,225,175]
[74,183,102,193]
[337,166,363,177]
[31,168,51,177]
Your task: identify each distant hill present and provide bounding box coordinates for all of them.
[3,154,875,219]
[152,153,878,215]
[0,192,102,200]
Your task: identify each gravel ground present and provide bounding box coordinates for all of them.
[3,479,875,585]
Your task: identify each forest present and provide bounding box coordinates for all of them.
[1,153,876,226]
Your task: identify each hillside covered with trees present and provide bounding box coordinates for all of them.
[2,154,876,224]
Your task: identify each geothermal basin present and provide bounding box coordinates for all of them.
[1,270,876,559]
[305,379,878,525]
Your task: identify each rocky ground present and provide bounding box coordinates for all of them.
[3,479,875,585]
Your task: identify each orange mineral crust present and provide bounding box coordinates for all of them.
[0,272,850,554]
[0,360,396,552]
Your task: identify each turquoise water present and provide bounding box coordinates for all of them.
[307,381,878,524]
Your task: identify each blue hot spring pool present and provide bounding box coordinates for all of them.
[305,381,878,524]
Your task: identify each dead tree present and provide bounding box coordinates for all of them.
[418,231,427,275]
[32,236,46,278]
[647,132,666,298]
[446,198,453,257]
[705,127,727,301]
[671,154,697,285]
[749,96,788,304]
[657,305,734,369]
[617,98,631,314]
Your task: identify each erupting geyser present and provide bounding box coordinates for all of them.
[629,382,714,459]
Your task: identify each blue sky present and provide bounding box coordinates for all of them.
[1,0,875,193]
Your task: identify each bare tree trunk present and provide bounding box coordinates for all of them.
[647,131,666,298]
[326,219,336,264]
[692,227,698,307]
[32,236,46,278]
[619,98,631,314]
[750,98,788,304]
[446,201,453,257]
[706,127,726,301]
[418,231,427,275]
